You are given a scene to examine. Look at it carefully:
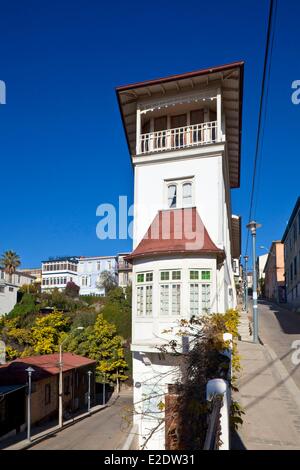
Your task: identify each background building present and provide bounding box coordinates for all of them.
[264,241,285,303]
[19,268,42,284]
[0,353,96,438]
[77,256,118,296]
[0,269,36,316]
[117,253,132,290]
[282,197,300,306]
[257,254,268,280]
[41,257,79,292]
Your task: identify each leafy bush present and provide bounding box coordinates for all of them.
[6,293,39,320]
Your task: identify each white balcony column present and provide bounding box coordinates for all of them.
[186,111,191,146]
[150,117,154,151]
[166,115,171,149]
[217,89,222,142]
[136,106,141,155]
[203,108,210,142]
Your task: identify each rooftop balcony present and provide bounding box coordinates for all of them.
[139,120,218,155]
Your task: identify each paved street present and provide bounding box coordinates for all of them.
[29,390,133,450]
[258,300,300,390]
[232,301,300,450]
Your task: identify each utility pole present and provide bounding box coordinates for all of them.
[244,255,249,312]
[58,343,63,428]
[246,221,261,343]
[25,367,35,441]
[58,326,84,428]
[87,370,92,413]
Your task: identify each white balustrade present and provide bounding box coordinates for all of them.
[139,121,218,154]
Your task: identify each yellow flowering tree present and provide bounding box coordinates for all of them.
[31,311,70,354]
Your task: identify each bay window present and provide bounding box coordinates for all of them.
[189,269,212,315]
[136,271,153,317]
[160,270,181,316]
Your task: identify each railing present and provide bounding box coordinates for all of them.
[139,121,218,154]
[118,262,132,270]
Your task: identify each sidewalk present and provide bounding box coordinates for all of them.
[0,392,119,451]
[233,339,300,450]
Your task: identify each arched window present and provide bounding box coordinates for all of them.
[168,184,177,208]
[183,182,192,207]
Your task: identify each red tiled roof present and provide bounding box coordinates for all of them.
[126,208,225,262]
[0,353,96,385]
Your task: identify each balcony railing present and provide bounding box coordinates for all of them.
[139,121,218,155]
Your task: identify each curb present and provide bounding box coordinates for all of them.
[3,393,120,451]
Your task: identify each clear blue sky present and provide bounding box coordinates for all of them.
[0,0,299,268]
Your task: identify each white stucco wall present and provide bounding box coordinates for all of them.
[133,152,223,250]
[0,284,18,316]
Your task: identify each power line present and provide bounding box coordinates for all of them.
[245,0,277,256]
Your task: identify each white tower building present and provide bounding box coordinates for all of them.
[116,61,243,449]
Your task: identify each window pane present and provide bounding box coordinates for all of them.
[183,183,192,206]
[137,286,144,316]
[161,271,169,281]
[201,270,211,281]
[190,283,199,316]
[146,286,153,316]
[172,284,181,315]
[172,270,181,280]
[146,272,153,282]
[160,285,169,315]
[202,284,211,314]
[137,274,144,283]
[190,270,199,280]
[168,185,177,208]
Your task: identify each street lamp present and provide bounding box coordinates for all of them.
[58,326,84,428]
[102,373,106,406]
[243,255,249,312]
[87,370,92,413]
[246,221,262,343]
[25,366,35,441]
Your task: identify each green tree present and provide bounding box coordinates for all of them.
[66,313,127,382]
[31,311,70,354]
[6,293,38,320]
[98,270,117,294]
[0,250,21,283]
[89,314,127,382]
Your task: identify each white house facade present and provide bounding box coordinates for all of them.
[41,257,79,292]
[77,256,118,296]
[0,269,36,316]
[116,61,243,449]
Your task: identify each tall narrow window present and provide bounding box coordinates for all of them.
[202,284,211,313]
[136,272,153,317]
[137,286,144,316]
[189,269,212,315]
[146,286,153,316]
[172,284,181,315]
[160,285,169,315]
[182,182,192,207]
[168,184,177,208]
[190,283,199,316]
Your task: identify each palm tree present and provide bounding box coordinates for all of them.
[0,250,21,283]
